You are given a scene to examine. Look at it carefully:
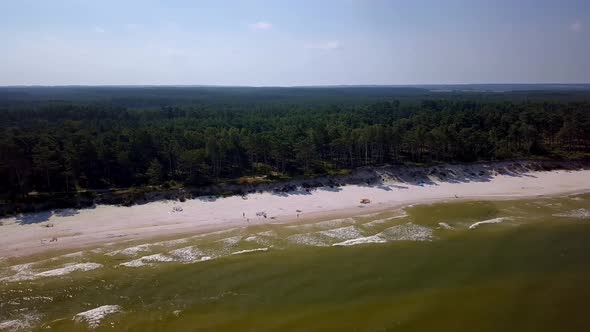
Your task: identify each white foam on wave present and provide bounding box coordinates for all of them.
[0,319,24,331]
[120,246,210,267]
[35,263,102,278]
[286,233,329,247]
[355,212,383,218]
[379,223,434,241]
[438,222,453,230]
[139,254,176,263]
[105,238,190,257]
[256,230,277,237]
[318,226,363,240]
[105,244,153,257]
[168,246,204,263]
[553,208,590,219]
[189,228,239,241]
[333,235,386,246]
[288,222,432,246]
[60,251,85,259]
[0,313,41,331]
[335,222,433,246]
[0,263,35,282]
[231,247,268,255]
[159,238,190,246]
[1,263,102,282]
[469,217,508,229]
[20,296,53,302]
[363,213,408,227]
[119,254,174,267]
[244,231,277,246]
[6,263,34,274]
[118,260,146,268]
[73,305,122,329]
[216,236,242,245]
[286,218,354,231]
[287,225,364,247]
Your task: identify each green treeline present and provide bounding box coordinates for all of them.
[1,95,589,198]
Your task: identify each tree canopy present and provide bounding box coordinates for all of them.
[1,87,589,200]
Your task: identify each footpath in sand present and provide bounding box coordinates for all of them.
[1,168,589,258]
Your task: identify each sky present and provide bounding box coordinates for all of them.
[0,0,589,86]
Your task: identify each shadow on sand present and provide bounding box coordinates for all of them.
[15,208,81,225]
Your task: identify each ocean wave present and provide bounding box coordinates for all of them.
[379,223,433,241]
[216,236,242,245]
[363,213,408,227]
[168,246,204,263]
[0,313,41,331]
[286,218,354,231]
[231,248,268,255]
[244,231,277,246]
[35,263,102,278]
[286,233,329,246]
[120,246,210,267]
[468,217,508,229]
[73,305,122,329]
[105,238,189,257]
[60,251,85,259]
[1,263,102,282]
[332,235,386,246]
[318,226,363,240]
[119,254,174,267]
[438,222,453,230]
[317,222,434,247]
[553,208,590,219]
[105,244,154,257]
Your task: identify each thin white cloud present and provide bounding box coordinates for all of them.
[92,26,105,33]
[304,40,340,51]
[569,20,582,32]
[249,21,272,31]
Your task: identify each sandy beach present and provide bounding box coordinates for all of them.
[1,167,589,259]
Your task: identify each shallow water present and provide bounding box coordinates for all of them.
[1,194,590,331]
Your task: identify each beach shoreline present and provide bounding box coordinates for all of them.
[1,165,589,260]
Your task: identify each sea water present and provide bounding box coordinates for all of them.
[1,194,589,331]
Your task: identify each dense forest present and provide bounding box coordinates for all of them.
[1,86,589,202]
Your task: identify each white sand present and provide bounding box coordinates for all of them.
[1,169,589,259]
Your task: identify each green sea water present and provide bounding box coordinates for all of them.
[1,194,589,331]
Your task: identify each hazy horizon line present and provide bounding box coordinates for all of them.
[1,83,590,88]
